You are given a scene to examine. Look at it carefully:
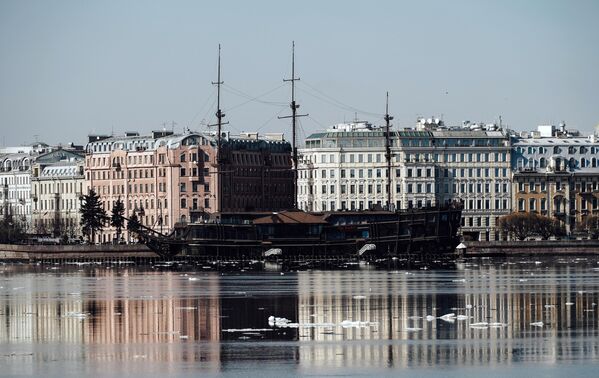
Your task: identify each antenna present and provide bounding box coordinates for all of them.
[208,44,229,163]
[279,41,308,209]
[170,121,177,132]
[384,92,394,210]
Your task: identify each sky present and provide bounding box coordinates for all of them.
[1,0,598,146]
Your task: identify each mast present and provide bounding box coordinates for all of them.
[384,92,394,210]
[211,44,228,162]
[209,44,228,212]
[279,41,308,209]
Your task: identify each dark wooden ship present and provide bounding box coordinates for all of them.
[139,205,462,259]
[137,44,462,260]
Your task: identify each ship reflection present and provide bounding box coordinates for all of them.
[0,262,598,369]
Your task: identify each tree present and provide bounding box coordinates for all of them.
[499,212,536,240]
[533,214,566,240]
[0,212,25,243]
[110,198,125,243]
[79,189,107,242]
[577,215,599,238]
[500,212,566,241]
[127,213,141,241]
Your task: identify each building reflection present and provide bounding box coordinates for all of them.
[294,266,599,368]
[0,268,222,367]
[1,264,599,370]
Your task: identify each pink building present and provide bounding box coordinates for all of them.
[85,131,292,243]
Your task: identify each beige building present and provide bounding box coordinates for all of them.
[511,125,599,234]
[31,152,85,237]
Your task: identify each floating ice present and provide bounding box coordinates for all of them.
[426,315,436,322]
[407,316,422,320]
[63,311,88,319]
[565,302,574,306]
[452,279,466,283]
[223,328,273,332]
[439,313,456,321]
[404,327,423,332]
[465,304,473,310]
[188,277,199,281]
[489,322,507,327]
[340,320,373,328]
[530,321,544,327]
[470,322,488,327]
[353,295,366,300]
[456,315,470,320]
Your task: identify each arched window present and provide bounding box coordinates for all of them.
[593,158,597,168]
[529,198,536,211]
[554,146,561,154]
[569,158,577,169]
[540,157,546,168]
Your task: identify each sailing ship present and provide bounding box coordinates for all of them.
[137,43,462,260]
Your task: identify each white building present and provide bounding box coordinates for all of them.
[0,153,34,227]
[298,119,512,241]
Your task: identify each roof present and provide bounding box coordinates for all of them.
[252,211,328,225]
[40,161,82,178]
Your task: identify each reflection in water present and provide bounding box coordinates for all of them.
[1,259,599,376]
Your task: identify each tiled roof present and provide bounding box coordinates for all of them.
[253,211,327,224]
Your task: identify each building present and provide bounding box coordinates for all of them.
[0,153,34,227]
[85,130,292,243]
[30,149,85,236]
[511,123,599,234]
[298,119,511,241]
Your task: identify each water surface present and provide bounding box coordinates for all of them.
[1,257,598,377]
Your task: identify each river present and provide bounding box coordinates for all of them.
[1,257,598,377]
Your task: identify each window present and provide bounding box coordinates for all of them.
[529,198,536,211]
[180,198,187,208]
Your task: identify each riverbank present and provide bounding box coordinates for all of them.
[2,239,599,262]
[0,243,155,261]
[462,239,599,257]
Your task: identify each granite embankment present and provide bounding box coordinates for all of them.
[0,243,155,261]
[2,240,599,262]
[462,240,599,257]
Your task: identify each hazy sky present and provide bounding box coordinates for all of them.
[1,0,598,146]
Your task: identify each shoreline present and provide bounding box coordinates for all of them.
[1,239,599,262]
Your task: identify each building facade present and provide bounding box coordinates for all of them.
[0,153,34,228]
[298,119,511,241]
[85,131,292,243]
[511,124,599,234]
[31,150,85,236]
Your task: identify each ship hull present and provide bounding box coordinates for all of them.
[143,207,462,260]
